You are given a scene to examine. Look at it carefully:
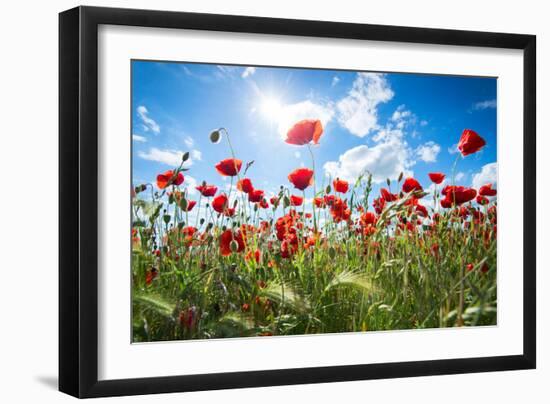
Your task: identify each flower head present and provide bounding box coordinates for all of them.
[156,170,184,189]
[215,158,242,177]
[212,193,229,213]
[428,172,445,184]
[479,183,497,197]
[333,178,349,193]
[195,184,218,197]
[219,229,245,256]
[288,168,314,191]
[458,129,486,156]
[248,189,265,203]
[290,195,303,206]
[237,178,254,193]
[402,177,423,193]
[285,119,323,146]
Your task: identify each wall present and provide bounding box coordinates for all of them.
[0,0,546,402]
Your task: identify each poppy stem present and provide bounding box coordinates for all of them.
[307,144,318,233]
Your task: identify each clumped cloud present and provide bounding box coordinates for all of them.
[331,76,340,87]
[137,106,160,134]
[184,136,194,148]
[132,134,147,143]
[416,141,441,163]
[324,137,413,184]
[138,147,194,168]
[336,73,394,138]
[472,162,497,189]
[472,99,497,111]
[242,67,256,78]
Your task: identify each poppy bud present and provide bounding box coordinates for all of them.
[200,218,205,225]
[283,196,290,208]
[328,246,336,259]
[163,214,171,224]
[386,178,391,187]
[398,172,404,182]
[326,185,331,194]
[182,151,190,162]
[180,198,188,211]
[209,129,221,143]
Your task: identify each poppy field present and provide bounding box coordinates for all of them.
[131,117,497,342]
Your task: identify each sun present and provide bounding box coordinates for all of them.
[260,96,283,122]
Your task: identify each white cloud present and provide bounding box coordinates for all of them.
[416,141,441,163]
[136,106,160,134]
[191,149,202,161]
[132,134,147,143]
[294,151,301,159]
[472,162,497,190]
[242,66,256,78]
[391,105,412,122]
[336,73,394,138]
[472,99,497,111]
[185,175,198,196]
[184,136,194,148]
[331,76,340,87]
[276,100,334,139]
[138,147,194,168]
[455,171,466,182]
[324,137,413,184]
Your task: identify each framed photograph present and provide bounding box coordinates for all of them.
[59,6,536,398]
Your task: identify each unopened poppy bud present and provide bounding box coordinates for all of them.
[398,172,404,182]
[230,240,239,252]
[328,246,336,259]
[180,198,188,211]
[200,218,205,225]
[163,214,171,224]
[326,185,331,194]
[386,178,391,187]
[182,151,190,162]
[209,129,221,143]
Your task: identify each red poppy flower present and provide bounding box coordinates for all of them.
[212,193,228,213]
[324,194,336,206]
[330,197,351,223]
[215,158,242,177]
[248,189,265,203]
[195,184,218,197]
[479,183,497,196]
[428,172,445,184]
[156,170,184,189]
[373,196,386,214]
[270,196,279,207]
[290,195,303,206]
[402,177,423,193]
[288,168,314,191]
[333,178,349,193]
[441,185,477,206]
[313,197,326,208]
[236,178,254,193]
[416,204,428,217]
[219,229,245,256]
[259,199,269,209]
[380,188,398,202]
[224,207,236,217]
[458,129,486,156]
[182,200,197,212]
[360,212,377,226]
[285,119,323,146]
[476,195,489,205]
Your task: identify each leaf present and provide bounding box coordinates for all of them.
[259,282,311,313]
[325,270,375,293]
[133,292,175,318]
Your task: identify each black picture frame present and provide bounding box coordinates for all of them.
[59,5,536,398]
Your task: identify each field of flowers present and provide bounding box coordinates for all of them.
[131,120,497,342]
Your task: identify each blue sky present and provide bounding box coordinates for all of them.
[132,60,497,209]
